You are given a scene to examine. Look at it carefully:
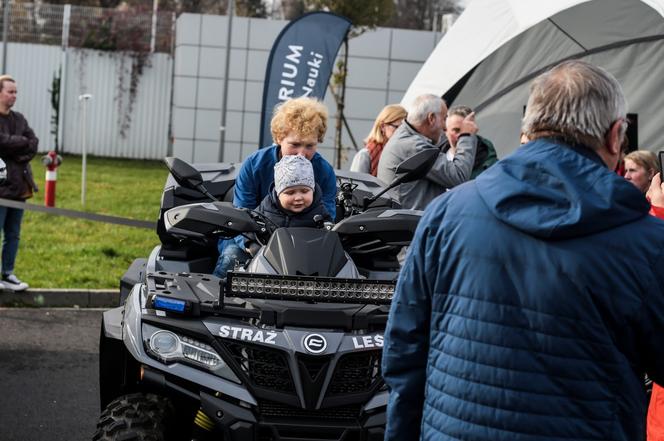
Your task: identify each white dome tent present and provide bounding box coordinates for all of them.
[402,0,664,158]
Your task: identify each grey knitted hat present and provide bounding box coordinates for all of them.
[274,155,315,195]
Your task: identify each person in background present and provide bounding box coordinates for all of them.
[382,60,664,441]
[647,172,664,441]
[350,104,407,176]
[443,105,498,178]
[213,97,336,278]
[0,75,37,292]
[624,150,659,194]
[377,94,477,210]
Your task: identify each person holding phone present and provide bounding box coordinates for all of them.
[644,168,664,441]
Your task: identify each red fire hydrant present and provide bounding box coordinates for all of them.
[41,151,62,207]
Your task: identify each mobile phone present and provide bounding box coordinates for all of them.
[659,151,664,175]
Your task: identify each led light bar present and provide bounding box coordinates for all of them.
[226,272,395,304]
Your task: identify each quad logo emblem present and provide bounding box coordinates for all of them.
[303,333,327,354]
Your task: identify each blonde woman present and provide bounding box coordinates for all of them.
[350,104,407,176]
[624,150,659,193]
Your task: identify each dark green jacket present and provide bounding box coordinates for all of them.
[442,135,498,180]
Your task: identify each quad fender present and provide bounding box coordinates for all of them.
[102,306,123,341]
[120,258,147,305]
[100,303,140,409]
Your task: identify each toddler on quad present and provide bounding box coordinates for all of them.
[245,155,331,255]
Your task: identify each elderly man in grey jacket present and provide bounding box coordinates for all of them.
[377,94,478,210]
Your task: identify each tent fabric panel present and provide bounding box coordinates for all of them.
[612,41,664,152]
[400,0,595,108]
[451,21,581,109]
[475,42,664,158]
[451,0,664,113]
[472,86,528,159]
[642,0,664,15]
[550,0,664,50]
[399,0,517,108]
[401,0,664,110]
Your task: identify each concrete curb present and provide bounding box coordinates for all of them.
[0,288,119,308]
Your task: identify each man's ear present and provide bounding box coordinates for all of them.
[426,112,436,127]
[605,119,624,156]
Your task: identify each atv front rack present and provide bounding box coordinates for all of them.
[226,272,395,305]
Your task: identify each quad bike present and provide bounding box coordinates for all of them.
[94,148,437,441]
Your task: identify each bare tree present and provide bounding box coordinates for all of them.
[388,0,460,30]
[279,0,304,19]
[236,0,267,17]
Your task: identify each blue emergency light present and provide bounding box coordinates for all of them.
[153,296,186,313]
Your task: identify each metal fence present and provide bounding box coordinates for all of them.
[0,2,176,158]
[0,2,174,53]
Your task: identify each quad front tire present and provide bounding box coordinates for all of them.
[93,393,175,441]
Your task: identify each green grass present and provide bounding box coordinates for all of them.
[16,154,167,288]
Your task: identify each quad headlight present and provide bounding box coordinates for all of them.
[142,323,239,383]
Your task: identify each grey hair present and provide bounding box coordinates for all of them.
[448,105,473,118]
[522,60,626,150]
[408,94,445,126]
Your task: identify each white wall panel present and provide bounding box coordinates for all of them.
[176,14,201,46]
[193,140,219,163]
[348,28,392,58]
[389,61,425,91]
[390,29,438,61]
[245,50,269,81]
[247,19,284,50]
[173,14,438,168]
[195,109,221,140]
[174,45,199,77]
[345,58,389,89]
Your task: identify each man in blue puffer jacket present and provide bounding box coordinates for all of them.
[382,60,664,441]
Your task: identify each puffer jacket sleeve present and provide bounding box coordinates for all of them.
[233,156,260,210]
[382,204,442,441]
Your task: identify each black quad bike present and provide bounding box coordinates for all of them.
[94,149,437,441]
